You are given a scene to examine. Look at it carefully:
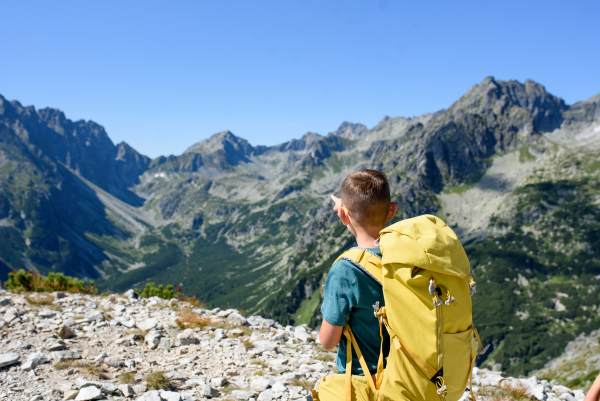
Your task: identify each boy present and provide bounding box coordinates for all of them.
[319,169,398,377]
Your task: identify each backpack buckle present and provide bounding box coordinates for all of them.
[373,301,380,318]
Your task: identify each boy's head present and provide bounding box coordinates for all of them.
[340,169,391,229]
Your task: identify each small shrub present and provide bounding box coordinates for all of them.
[175,308,210,330]
[292,379,315,391]
[81,362,109,380]
[314,353,334,362]
[251,360,267,368]
[119,371,136,384]
[5,269,96,294]
[242,340,254,349]
[136,283,178,299]
[254,370,265,376]
[146,372,170,390]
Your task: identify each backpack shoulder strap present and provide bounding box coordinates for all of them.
[334,247,383,285]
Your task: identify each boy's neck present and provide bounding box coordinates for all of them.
[353,225,384,248]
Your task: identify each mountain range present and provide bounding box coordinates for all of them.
[1,76,599,376]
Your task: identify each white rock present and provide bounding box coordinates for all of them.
[554,386,573,396]
[211,377,227,387]
[271,382,286,393]
[559,394,576,401]
[76,378,101,388]
[231,390,256,400]
[64,390,79,400]
[21,352,49,371]
[3,308,19,323]
[258,389,274,401]
[251,378,271,392]
[75,386,102,400]
[227,312,247,326]
[133,384,148,394]
[159,390,182,401]
[101,383,118,394]
[252,340,278,353]
[84,311,104,321]
[136,390,162,401]
[294,327,311,342]
[0,352,20,368]
[527,384,548,401]
[137,318,159,331]
[145,332,162,349]
[9,339,32,350]
[124,289,138,299]
[159,337,175,349]
[104,356,126,368]
[38,310,58,318]
[118,384,135,397]
[52,350,79,362]
[201,384,219,398]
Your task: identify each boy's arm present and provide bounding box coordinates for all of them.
[584,372,600,401]
[319,319,344,350]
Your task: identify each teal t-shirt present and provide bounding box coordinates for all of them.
[321,247,390,375]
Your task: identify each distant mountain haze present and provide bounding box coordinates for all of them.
[1,77,599,376]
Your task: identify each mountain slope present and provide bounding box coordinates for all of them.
[0,77,599,376]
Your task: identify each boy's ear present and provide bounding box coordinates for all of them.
[338,206,351,226]
[387,202,398,221]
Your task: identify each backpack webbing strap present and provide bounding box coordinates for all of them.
[335,248,383,284]
[343,325,378,401]
[378,308,438,379]
[467,328,484,401]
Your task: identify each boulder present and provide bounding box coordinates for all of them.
[124,289,138,299]
[103,356,126,368]
[136,318,159,331]
[227,312,247,326]
[159,337,175,350]
[75,386,102,400]
[21,352,49,371]
[9,339,32,350]
[258,389,274,401]
[231,390,256,400]
[38,310,58,319]
[51,350,79,362]
[201,385,219,398]
[0,352,20,368]
[250,377,271,392]
[179,329,197,345]
[101,383,118,395]
[158,390,182,401]
[117,384,135,397]
[136,390,162,401]
[76,378,101,389]
[294,326,311,342]
[84,311,104,321]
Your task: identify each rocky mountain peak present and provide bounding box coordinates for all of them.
[328,121,368,140]
[452,76,566,132]
[184,129,255,161]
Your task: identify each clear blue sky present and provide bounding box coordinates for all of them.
[1,1,598,158]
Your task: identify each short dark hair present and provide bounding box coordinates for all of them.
[341,169,391,227]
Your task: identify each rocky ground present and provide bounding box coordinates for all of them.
[0,290,590,401]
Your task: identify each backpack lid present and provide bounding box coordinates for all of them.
[379,214,470,277]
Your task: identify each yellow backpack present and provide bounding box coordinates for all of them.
[314,215,488,401]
